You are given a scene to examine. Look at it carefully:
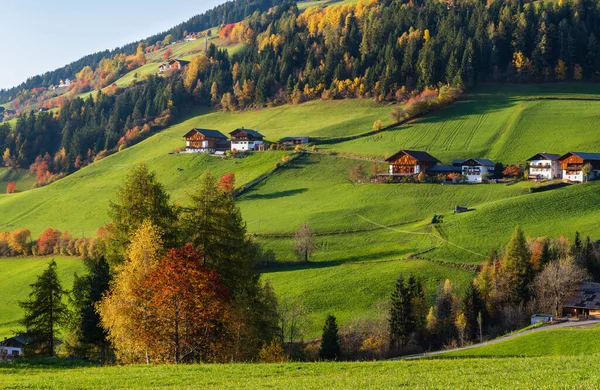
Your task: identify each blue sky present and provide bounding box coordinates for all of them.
[0,0,224,89]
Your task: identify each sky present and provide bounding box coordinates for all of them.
[0,0,225,89]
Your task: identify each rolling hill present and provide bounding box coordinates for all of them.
[2,84,600,337]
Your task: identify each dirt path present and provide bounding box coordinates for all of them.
[394,320,600,360]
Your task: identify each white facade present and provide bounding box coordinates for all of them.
[0,345,22,358]
[462,164,493,183]
[529,159,561,180]
[231,140,263,152]
[563,169,600,183]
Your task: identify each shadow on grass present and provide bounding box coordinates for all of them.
[243,188,308,200]
[0,357,101,369]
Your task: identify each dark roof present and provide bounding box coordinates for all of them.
[169,59,190,66]
[461,158,496,167]
[562,282,600,309]
[1,336,26,348]
[385,150,440,163]
[559,152,600,161]
[527,153,561,161]
[183,128,227,139]
[427,164,461,173]
[230,128,263,138]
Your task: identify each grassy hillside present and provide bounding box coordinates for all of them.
[3,355,600,389]
[443,324,600,358]
[0,256,85,338]
[0,168,35,193]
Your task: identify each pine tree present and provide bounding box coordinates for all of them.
[461,283,487,342]
[70,257,112,360]
[389,276,410,350]
[502,226,532,304]
[19,260,69,357]
[319,314,340,361]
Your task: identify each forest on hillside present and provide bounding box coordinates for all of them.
[3,0,600,182]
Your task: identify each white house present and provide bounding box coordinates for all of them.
[558,152,600,183]
[460,158,496,183]
[229,128,264,152]
[0,336,25,361]
[527,153,562,180]
[184,33,198,42]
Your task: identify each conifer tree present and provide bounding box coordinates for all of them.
[461,283,487,342]
[502,226,532,304]
[319,314,340,361]
[19,260,69,357]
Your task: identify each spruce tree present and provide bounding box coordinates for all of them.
[71,257,112,360]
[389,276,410,350]
[19,260,69,357]
[462,283,487,342]
[502,226,532,304]
[319,314,340,361]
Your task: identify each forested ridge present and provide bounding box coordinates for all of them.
[3,0,600,183]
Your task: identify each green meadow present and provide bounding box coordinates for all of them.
[3,85,600,337]
[0,256,85,338]
[2,355,600,389]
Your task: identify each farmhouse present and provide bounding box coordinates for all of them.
[459,158,496,183]
[527,153,562,180]
[279,136,310,146]
[385,150,440,176]
[229,128,264,151]
[159,59,190,73]
[558,152,600,182]
[183,128,229,153]
[561,282,600,318]
[0,336,24,360]
[184,33,198,41]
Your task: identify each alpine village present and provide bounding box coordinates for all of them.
[3,0,600,388]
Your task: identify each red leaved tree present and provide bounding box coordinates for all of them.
[37,228,62,255]
[6,181,16,194]
[503,164,524,178]
[35,161,52,185]
[139,244,233,363]
[163,48,173,61]
[218,173,235,195]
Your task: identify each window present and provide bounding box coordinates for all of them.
[12,350,19,357]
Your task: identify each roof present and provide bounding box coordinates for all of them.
[562,282,600,309]
[559,152,600,161]
[169,59,190,66]
[279,136,310,142]
[230,128,264,138]
[461,158,496,167]
[527,153,561,161]
[1,336,26,348]
[385,150,440,163]
[183,128,227,139]
[427,164,461,173]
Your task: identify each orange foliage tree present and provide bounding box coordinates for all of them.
[503,164,524,178]
[37,228,62,256]
[6,181,16,194]
[8,228,32,255]
[218,173,235,195]
[163,48,173,61]
[139,244,233,363]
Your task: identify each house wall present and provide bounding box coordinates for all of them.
[0,346,22,358]
[231,140,263,151]
[388,154,419,175]
[462,165,492,183]
[529,159,562,180]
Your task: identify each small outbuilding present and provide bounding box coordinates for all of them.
[561,282,600,318]
[531,313,554,325]
[279,136,310,146]
[0,336,25,360]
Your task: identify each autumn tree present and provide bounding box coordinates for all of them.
[319,314,341,361]
[218,173,236,195]
[433,279,457,348]
[107,163,177,263]
[97,221,164,363]
[294,222,316,263]
[37,228,61,255]
[582,163,593,182]
[373,119,384,131]
[140,244,233,363]
[532,257,588,317]
[163,48,173,61]
[349,164,367,182]
[6,181,16,194]
[8,228,31,255]
[185,55,209,91]
[19,260,68,357]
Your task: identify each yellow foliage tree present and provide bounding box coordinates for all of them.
[373,119,384,131]
[555,60,567,81]
[97,221,164,363]
[8,228,31,255]
[185,55,209,91]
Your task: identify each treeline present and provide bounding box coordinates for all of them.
[0,0,286,104]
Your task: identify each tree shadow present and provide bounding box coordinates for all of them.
[243,188,308,200]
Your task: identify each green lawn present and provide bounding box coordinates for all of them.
[2,355,600,389]
[0,168,35,192]
[0,256,85,338]
[442,324,600,358]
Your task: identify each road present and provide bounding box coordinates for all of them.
[394,319,600,360]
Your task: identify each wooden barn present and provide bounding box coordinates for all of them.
[562,282,600,318]
[183,128,229,153]
[384,150,440,176]
[558,152,600,182]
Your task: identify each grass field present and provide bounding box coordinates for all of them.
[3,85,600,340]
[0,256,85,339]
[2,355,600,389]
[0,168,35,192]
[443,324,600,358]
